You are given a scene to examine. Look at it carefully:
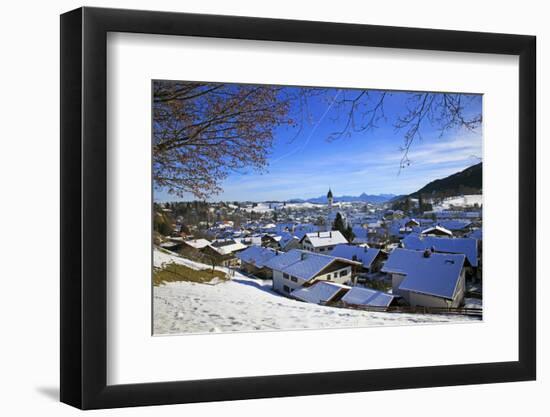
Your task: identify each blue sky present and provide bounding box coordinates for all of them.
[155,87,482,202]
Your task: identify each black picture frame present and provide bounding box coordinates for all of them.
[60,6,536,410]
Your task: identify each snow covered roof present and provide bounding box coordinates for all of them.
[262,234,283,242]
[208,239,247,255]
[405,218,420,227]
[236,245,278,268]
[160,241,181,249]
[340,287,394,308]
[401,235,478,267]
[264,249,357,281]
[292,224,321,240]
[467,228,482,241]
[421,225,453,237]
[236,235,263,246]
[280,232,299,248]
[438,220,472,231]
[352,226,369,241]
[292,281,348,304]
[301,230,348,247]
[329,244,381,269]
[382,248,465,300]
[183,238,211,249]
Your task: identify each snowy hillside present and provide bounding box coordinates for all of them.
[153,249,479,335]
[432,194,483,211]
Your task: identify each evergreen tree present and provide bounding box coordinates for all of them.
[332,212,346,233]
[344,224,355,242]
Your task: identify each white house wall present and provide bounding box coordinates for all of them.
[310,266,352,285]
[272,265,353,295]
[391,273,407,300]
[408,292,452,308]
[272,270,306,295]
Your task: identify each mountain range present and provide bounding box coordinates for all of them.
[288,193,397,204]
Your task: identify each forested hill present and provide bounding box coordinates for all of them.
[410,162,482,198]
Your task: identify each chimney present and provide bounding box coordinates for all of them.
[423,249,432,258]
[329,231,332,238]
[301,252,307,261]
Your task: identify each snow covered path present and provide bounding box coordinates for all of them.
[153,274,479,335]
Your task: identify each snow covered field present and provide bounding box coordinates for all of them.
[153,249,479,335]
[432,194,483,211]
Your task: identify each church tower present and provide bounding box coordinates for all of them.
[327,188,333,211]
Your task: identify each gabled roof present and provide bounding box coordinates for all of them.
[262,233,282,242]
[421,225,453,237]
[301,230,348,247]
[401,235,478,267]
[263,249,357,281]
[468,228,483,241]
[405,218,420,227]
[352,226,369,243]
[329,244,381,269]
[292,281,347,304]
[280,233,299,248]
[382,248,465,299]
[236,245,278,268]
[208,239,247,255]
[340,287,394,307]
[183,238,211,249]
[439,220,472,231]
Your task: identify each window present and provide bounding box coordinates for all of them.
[283,285,290,293]
[327,274,331,279]
[291,276,298,283]
[283,273,289,280]
[340,269,349,277]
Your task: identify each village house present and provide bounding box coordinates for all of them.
[178,238,211,259]
[329,244,385,274]
[279,233,301,252]
[159,239,183,252]
[401,234,478,271]
[438,220,473,236]
[300,230,348,253]
[261,232,302,252]
[261,233,283,249]
[236,245,278,279]
[200,239,247,268]
[398,218,421,235]
[382,248,466,308]
[351,226,369,245]
[263,249,360,295]
[420,225,453,237]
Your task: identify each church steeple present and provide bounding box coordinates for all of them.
[327,188,334,210]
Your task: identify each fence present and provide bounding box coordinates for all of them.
[325,301,483,317]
